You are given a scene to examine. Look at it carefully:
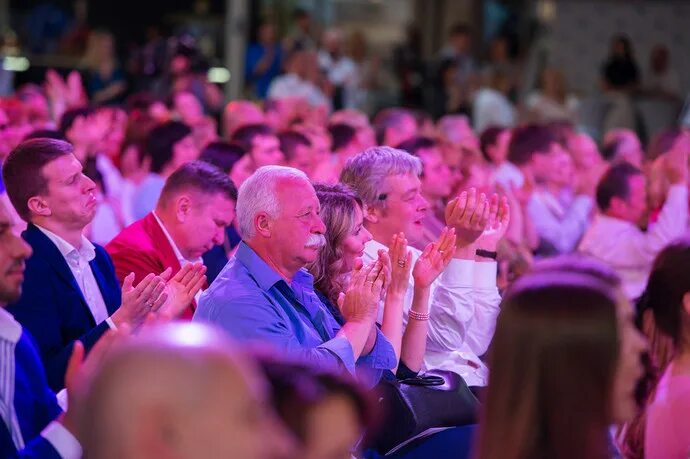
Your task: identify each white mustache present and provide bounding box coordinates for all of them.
[305,234,326,249]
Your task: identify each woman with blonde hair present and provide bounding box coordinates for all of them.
[309,183,455,375]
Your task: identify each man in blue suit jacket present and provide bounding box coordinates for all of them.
[2,138,168,391]
[0,199,82,458]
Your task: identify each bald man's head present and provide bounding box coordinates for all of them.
[79,323,295,459]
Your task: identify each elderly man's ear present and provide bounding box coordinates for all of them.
[255,213,273,237]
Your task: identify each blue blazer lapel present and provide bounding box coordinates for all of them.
[22,224,90,309]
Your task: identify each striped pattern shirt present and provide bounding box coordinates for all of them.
[0,308,25,451]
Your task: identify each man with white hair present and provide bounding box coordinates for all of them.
[194,166,396,387]
[341,146,508,387]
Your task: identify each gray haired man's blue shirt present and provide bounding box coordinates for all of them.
[193,241,396,387]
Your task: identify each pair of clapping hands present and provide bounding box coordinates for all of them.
[335,188,510,321]
[110,263,207,329]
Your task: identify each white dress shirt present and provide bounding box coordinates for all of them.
[0,308,81,459]
[527,188,593,254]
[363,240,501,387]
[267,73,332,111]
[35,225,115,329]
[578,184,689,300]
[152,212,204,303]
[491,161,524,190]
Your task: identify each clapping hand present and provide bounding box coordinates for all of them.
[157,263,207,319]
[445,188,493,248]
[413,227,457,289]
[387,233,413,298]
[111,273,168,329]
[476,195,510,252]
[337,259,385,324]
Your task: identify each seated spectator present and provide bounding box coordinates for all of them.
[311,123,360,183]
[341,146,508,387]
[198,142,246,281]
[278,130,315,177]
[566,131,605,174]
[641,239,690,459]
[372,108,417,148]
[268,50,331,111]
[194,166,397,388]
[259,356,374,459]
[222,100,265,139]
[169,90,218,151]
[78,322,296,459]
[524,132,597,256]
[231,123,285,173]
[0,199,83,458]
[602,128,644,167]
[309,183,455,376]
[579,157,688,300]
[474,256,647,458]
[480,125,512,175]
[199,140,249,188]
[492,123,540,190]
[646,129,690,215]
[396,137,452,249]
[107,161,231,318]
[1,138,171,390]
[132,121,199,220]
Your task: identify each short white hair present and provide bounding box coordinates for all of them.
[236,166,309,239]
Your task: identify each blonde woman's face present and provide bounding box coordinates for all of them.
[340,205,371,274]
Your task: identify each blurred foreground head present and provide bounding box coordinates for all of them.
[78,322,296,459]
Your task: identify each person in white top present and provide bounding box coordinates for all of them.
[579,141,689,300]
[341,146,509,387]
[267,50,331,112]
[525,136,599,256]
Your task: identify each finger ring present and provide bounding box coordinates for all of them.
[365,280,374,284]
[438,250,444,255]
[397,259,406,268]
[146,300,154,308]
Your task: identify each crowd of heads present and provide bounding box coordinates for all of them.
[0,21,689,458]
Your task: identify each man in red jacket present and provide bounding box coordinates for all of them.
[107,161,237,319]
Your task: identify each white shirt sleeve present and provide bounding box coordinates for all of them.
[465,262,501,357]
[527,194,593,253]
[425,259,476,353]
[638,185,689,260]
[41,421,82,459]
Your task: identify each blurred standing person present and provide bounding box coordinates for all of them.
[81,30,127,105]
[601,35,640,132]
[283,8,317,53]
[346,30,381,114]
[524,68,579,124]
[472,70,516,134]
[268,51,331,112]
[318,28,357,111]
[438,24,477,114]
[393,25,425,109]
[245,22,283,100]
[645,44,681,100]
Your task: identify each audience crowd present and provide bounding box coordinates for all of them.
[1,16,690,459]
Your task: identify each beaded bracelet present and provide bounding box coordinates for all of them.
[408,309,430,321]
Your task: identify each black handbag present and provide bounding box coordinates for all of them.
[365,369,480,454]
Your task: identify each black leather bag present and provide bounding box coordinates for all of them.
[365,369,480,454]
